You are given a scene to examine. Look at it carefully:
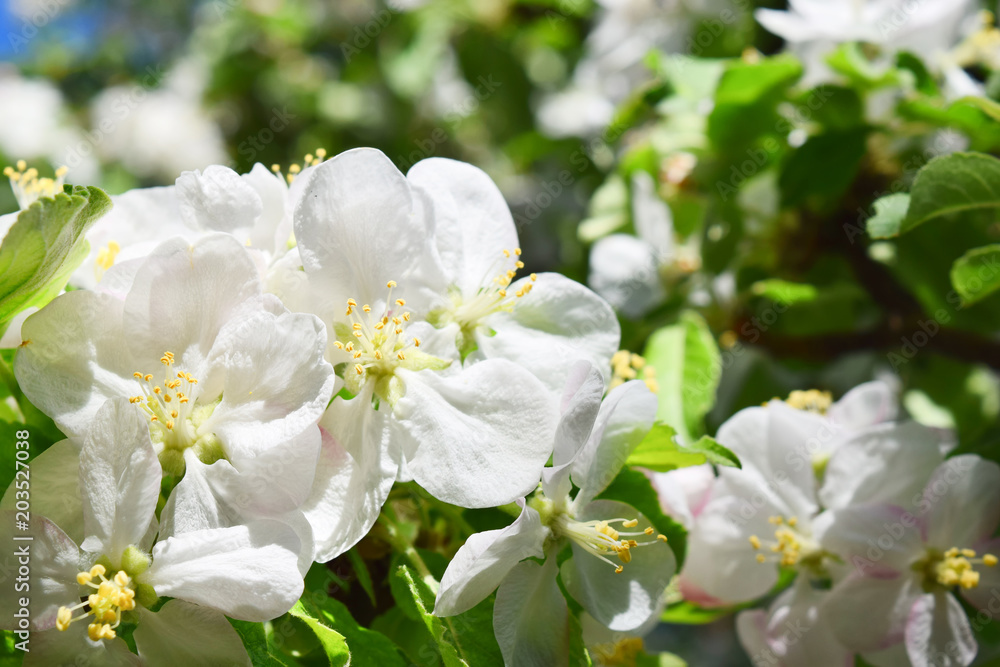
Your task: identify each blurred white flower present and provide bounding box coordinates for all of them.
[435,363,672,664]
[0,69,99,183]
[91,60,227,182]
[756,0,980,93]
[0,398,304,667]
[537,0,692,138]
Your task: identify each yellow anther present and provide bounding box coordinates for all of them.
[756,554,766,563]
[962,549,977,558]
[985,554,998,567]
[363,305,371,313]
[657,534,668,542]
[785,389,833,414]
[271,164,280,173]
[397,352,406,360]
[56,607,72,631]
[503,249,511,258]
[355,364,364,375]
[396,299,406,306]
[413,338,421,347]
[353,322,363,330]
[387,281,397,288]
[622,519,639,528]
[749,535,761,550]
[530,273,537,281]
[644,527,654,535]
[615,566,623,574]
[133,372,143,379]
[144,374,152,382]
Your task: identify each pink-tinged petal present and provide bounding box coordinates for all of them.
[904,592,976,667]
[435,501,546,617]
[825,572,919,653]
[494,557,569,667]
[648,464,715,528]
[755,581,854,667]
[820,421,945,512]
[820,504,924,575]
[923,455,1000,549]
[827,380,898,429]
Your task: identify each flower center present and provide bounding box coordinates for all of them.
[130,351,222,475]
[784,389,832,414]
[591,637,645,666]
[610,350,658,393]
[270,147,327,185]
[920,547,998,591]
[336,282,448,404]
[4,161,68,209]
[430,249,537,353]
[56,565,136,641]
[553,514,668,574]
[749,515,823,569]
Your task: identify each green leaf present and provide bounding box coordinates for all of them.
[950,244,1000,306]
[749,279,818,305]
[288,600,351,667]
[229,619,290,667]
[308,597,406,667]
[627,423,739,471]
[826,42,900,89]
[0,185,111,333]
[597,467,687,567]
[866,192,911,239]
[660,600,735,625]
[642,312,721,444]
[389,564,502,667]
[0,630,24,667]
[901,152,1000,234]
[347,548,378,607]
[779,129,868,209]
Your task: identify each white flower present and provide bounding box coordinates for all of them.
[588,172,676,318]
[0,69,99,183]
[67,155,324,290]
[406,156,620,391]
[289,148,562,560]
[679,382,948,606]
[755,0,979,90]
[820,455,1000,667]
[537,0,692,138]
[91,60,227,183]
[0,398,304,666]
[14,234,336,544]
[434,363,672,664]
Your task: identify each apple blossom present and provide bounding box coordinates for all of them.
[434,362,673,665]
[0,399,304,667]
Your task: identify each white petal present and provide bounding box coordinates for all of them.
[588,235,663,319]
[398,360,558,508]
[23,623,140,667]
[905,592,976,667]
[176,165,264,235]
[241,162,290,254]
[144,521,303,621]
[820,421,945,511]
[553,361,605,467]
[0,512,81,631]
[308,390,400,561]
[79,398,161,558]
[221,426,322,514]
[477,272,620,391]
[1,439,82,545]
[435,501,546,616]
[15,290,134,438]
[158,452,241,539]
[494,557,570,667]
[825,573,918,653]
[820,504,924,575]
[923,455,1000,549]
[405,157,518,294]
[202,308,334,458]
[0,306,36,348]
[122,234,262,373]
[827,380,898,430]
[562,500,675,631]
[736,610,773,665]
[572,380,657,509]
[294,148,428,308]
[648,464,715,529]
[631,171,674,260]
[134,600,251,667]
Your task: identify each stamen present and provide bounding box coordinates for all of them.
[931,547,998,590]
[553,515,669,574]
[57,566,136,642]
[4,162,68,209]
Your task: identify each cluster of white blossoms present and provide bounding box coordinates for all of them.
[0,148,664,665]
[660,382,1000,667]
